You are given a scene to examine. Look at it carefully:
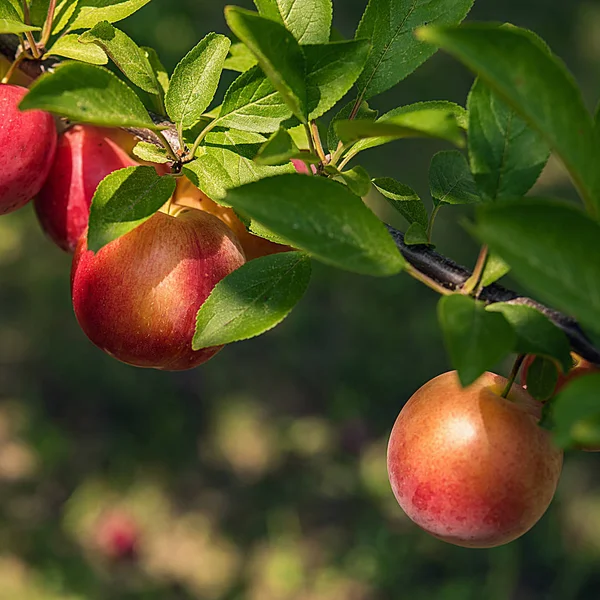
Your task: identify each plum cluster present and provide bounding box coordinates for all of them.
[0,84,287,370]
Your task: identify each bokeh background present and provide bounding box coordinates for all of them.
[1,1,600,598]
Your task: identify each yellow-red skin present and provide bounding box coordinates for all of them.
[521,353,598,395]
[387,371,563,548]
[71,210,246,371]
[0,84,57,215]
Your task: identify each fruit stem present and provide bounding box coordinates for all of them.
[155,130,179,163]
[1,53,25,84]
[22,2,41,60]
[405,263,454,296]
[502,354,526,399]
[188,119,218,160]
[462,245,489,297]
[426,205,441,244]
[304,123,318,165]
[40,0,57,48]
[310,121,327,164]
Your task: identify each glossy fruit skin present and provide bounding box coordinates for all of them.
[35,125,138,252]
[387,371,563,548]
[72,209,246,371]
[172,176,292,260]
[0,84,57,215]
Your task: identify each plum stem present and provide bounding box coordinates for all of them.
[40,0,58,48]
[462,245,489,297]
[502,354,527,399]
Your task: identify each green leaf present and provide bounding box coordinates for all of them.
[480,252,510,287]
[304,39,371,120]
[372,178,428,229]
[340,166,371,197]
[551,373,600,448]
[52,0,80,34]
[19,62,158,130]
[468,78,550,201]
[254,128,318,166]
[328,99,377,153]
[340,101,466,163]
[430,150,480,207]
[132,142,170,164]
[438,294,515,387]
[142,46,169,96]
[225,7,307,123]
[254,0,333,45]
[418,24,600,217]
[355,0,474,100]
[486,303,572,373]
[526,356,560,402]
[476,199,600,335]
[404,222,429,245]
[193,251,311,349]
[165,33,230,131]
[0,18,40,33]
[224,174,406,276]
[87,166,176,252]
[217,66,292,133]
[47,33,109,65]
[67,0,152,32]
[79,21,161,96]
[0,0,23,20]
[224,42,258,72]
[183,146,293,203]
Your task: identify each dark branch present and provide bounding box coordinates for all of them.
[2,33,599,367]
[388,228,600,366]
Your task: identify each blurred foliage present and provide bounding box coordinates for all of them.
[1,0,600,599]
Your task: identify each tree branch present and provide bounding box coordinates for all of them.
[2,33,599,367]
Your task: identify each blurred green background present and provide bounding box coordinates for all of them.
[1,1,600,598]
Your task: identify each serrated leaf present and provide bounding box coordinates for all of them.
[193,251,311,349]
[79,21,161,96]
[430,150,480,207]
[183,146,293,203]
[438,294,515,387]
[225,7,307,123]
[20,62,158,129]
[468,78,550,201]
[217,66,292,133]
[224,42,258,72]
[255,128,301,165]
[355,0,474,100]
[132,142,169,164]
[224,173,405,276]
[87,166,176,252]
[404,222,429,245]
[526,356,560,402]
[304,39,371,120]
[47,34,109,65]
[419,24,600,217]
[51,0,79,34]
[67,0,152,32]
[254,0,332,45]
[0,18,40,33]
[486,303,572,373]
[328,99,377,153]
[480,252,510,287]
[341,101,466,163]
[204,128,267,149]
[340,166,371,197]
[165,33,230,130]
[551,373,600,448]
[476,199,600,335]
[373,178,428,229]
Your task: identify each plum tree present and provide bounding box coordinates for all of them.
[0,84,57,215]
[172,176,292,260]
[387,371,563,548]
[71,209,246,370]
[35,125,139,252]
